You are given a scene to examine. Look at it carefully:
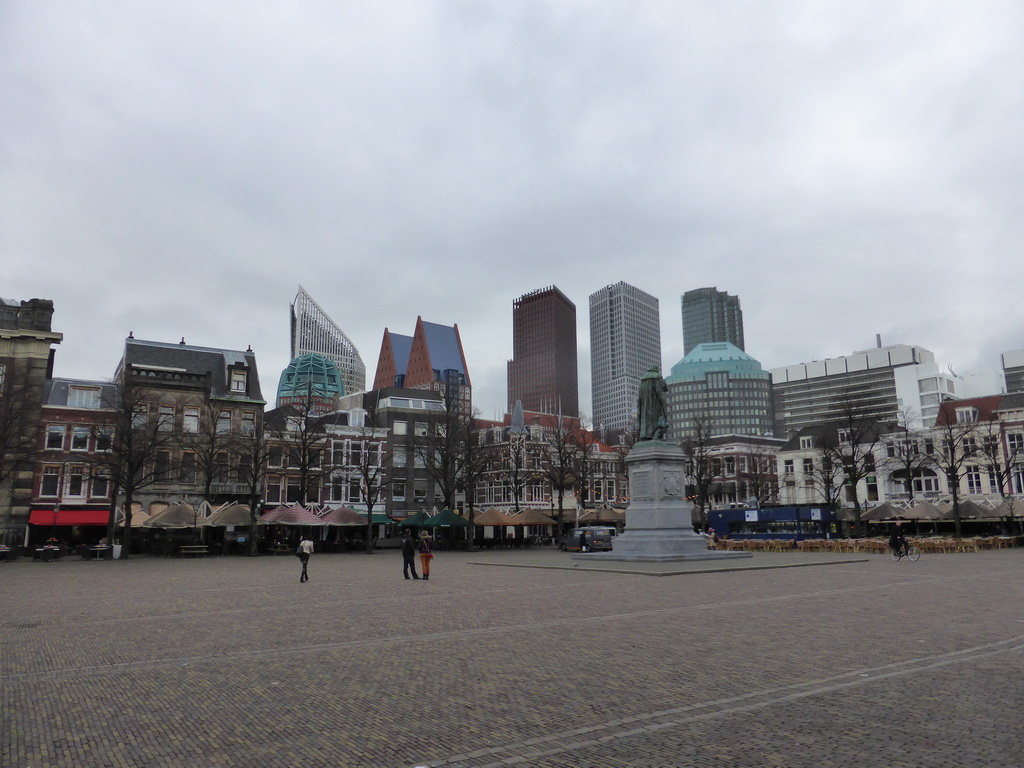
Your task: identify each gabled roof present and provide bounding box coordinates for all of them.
[373,317,471,390]
[372,329,414,390]
[934,395,1003,426]
[118,337,263,402]
[778,421,889,451]
[995,392,1024,412]
[43,378,118,408]
[405,317,471,388]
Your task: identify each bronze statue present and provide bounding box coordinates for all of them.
[637,365,669,441]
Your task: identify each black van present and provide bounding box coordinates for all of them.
[559,526,615,552]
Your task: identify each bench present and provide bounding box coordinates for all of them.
[178,545,208,557]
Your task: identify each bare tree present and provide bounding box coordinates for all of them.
[179,403,234,507]
[542,414,579,536]
[881,409,933,505]
[927,415,979,540]
[234,411,272,555]
[809,444,845,511]
[569,417,600,514]
[973,418,1023,535]
[821,396,887,537]
[266,392,330,507]
[93,378,176,558]
[737,439,779,507]
[456,410,489,549]
[348,409,391,554]
[680,418,718,529]
[412,383,464,511]
[503,425,533,515]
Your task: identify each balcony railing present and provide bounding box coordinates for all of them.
[211,482,249,495]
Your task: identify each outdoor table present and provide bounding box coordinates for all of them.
[86,546,110,560]
[36,546,61,562]
[0,547,10,562]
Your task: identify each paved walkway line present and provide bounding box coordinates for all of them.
[467,558,870,576]
[411,636,1024,768]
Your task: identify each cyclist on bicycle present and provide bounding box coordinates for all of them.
[888,521,909,556]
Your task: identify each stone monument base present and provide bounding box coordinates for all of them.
[581,440,751,563]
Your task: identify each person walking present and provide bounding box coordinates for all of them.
[297,536,314,583]
[418,530,433,580]
[579,530,588,553]
[401,529,420,580]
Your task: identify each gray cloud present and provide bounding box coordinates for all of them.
[3,1,1022,415]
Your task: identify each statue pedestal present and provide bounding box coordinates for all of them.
[586,441,751,562]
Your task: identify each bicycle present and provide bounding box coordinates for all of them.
[890,545,921,562]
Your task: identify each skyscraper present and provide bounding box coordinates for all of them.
[681,287,744,355]
[507,286,578,416]
[289,285,365,399]
[589,282,661,433]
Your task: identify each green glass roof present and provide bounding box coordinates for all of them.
[666,342,769,383]
[277,353,345,400]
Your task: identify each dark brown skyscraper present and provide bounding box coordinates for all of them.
[507,286,578,416]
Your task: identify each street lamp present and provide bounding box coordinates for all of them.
[49,496,62,544]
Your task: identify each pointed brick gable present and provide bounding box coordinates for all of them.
[404,317,432,389]
[373,329,397,390]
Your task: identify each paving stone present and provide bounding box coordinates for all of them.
[1,548,1022,766]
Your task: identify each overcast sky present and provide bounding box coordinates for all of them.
[3,1,1022,418]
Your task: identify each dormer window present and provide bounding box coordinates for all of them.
[955,407,978,424]
[68,386,101,409]
[230,370,247,393]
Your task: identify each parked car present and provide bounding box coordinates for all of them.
[559,526,616,552]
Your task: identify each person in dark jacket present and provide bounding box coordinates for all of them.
[889,521,908,556]
[401,529,420,580]
[579,530,588,553]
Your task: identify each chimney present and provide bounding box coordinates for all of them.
[876,334,882,349]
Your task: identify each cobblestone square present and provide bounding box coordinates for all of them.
[2,548,1022,767]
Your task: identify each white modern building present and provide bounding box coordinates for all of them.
[289,285,366,400]
[589,282,661,434]
[1002,349,1024,394]
[770,343,968,436]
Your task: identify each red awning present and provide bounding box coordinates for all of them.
[29,509,110,526]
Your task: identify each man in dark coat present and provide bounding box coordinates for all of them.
[401,529,420,580]
[889,521,908,556]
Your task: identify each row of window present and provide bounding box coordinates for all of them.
[267,441,385,469]
[45,424,111,452]
[265,475,384,505]
[151,406,256,435]
[39,465,111,499]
